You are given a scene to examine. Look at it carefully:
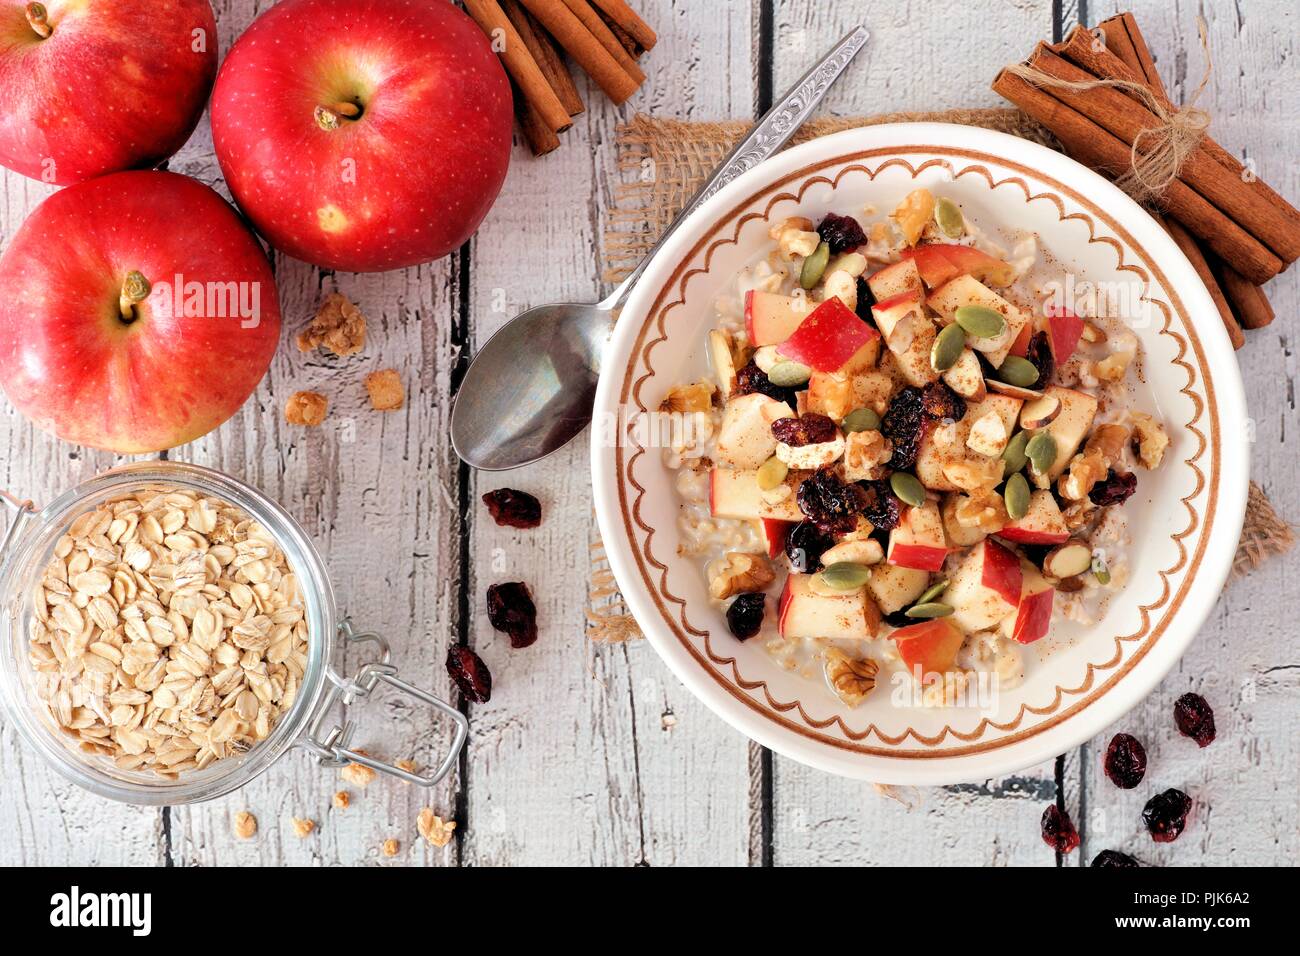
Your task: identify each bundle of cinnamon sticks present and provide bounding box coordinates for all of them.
[993,12,1296,348]
[464,0,656,157]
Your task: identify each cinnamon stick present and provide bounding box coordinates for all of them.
[502,0,584,116]
[520,0,641,104]
[591,0,657,52]
[992,69,1284,284]
[597,7,642,58]
[1026,44,1300,265]
[513,82,562,156]
[1162,215,1244,348]
[561,0,646,84]
[464,0,572,134]
[1216,262,1275,330]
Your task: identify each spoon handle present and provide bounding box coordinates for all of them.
[599,25,870,312]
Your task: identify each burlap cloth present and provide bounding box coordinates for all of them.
[587,110,1292,641]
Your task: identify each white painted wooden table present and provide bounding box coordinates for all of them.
[1,0,1295,866]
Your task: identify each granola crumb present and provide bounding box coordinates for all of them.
[364,368,404,411]
[291,817,316,838]
[285,390,329,426]
[341,762,377,787]
[234,811,257,839]
[382,838,400,857]
[395,759,418,774]
[297,292,367,356]
[417,808,456,848]
[332,790,350,810]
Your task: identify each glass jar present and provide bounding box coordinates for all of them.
[0,461,466,805]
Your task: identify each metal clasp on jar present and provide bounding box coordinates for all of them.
[298,620,468,786]
[0,489,36,558]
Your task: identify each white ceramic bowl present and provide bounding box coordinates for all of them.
[591,123,1248,783]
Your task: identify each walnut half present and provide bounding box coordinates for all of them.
[708,552,775,600]
[824,648,879,707]
[1058,423,1129,500]
[1128,412,1169,469]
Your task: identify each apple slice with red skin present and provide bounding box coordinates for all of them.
[1045,304,1085,363]
[755,518,793,559]
[887,500,949,572]
[1011,562,1055,644]
[947,538,1021,632]
[866,258,924,301]
[932,244,1016,287]
[744,290,811,346]
[891,618,966,683]
[997,490,1069,545]
[870,288,926,354]
[709,469,804,521]
[777,296,880,373]
[1008,320,1034,358]
[778,574,882,640]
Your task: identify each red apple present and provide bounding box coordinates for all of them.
[887,501,948,572]
[0,1,216,185]
[210,0,511,272]
[980,538,1023,606]
[931,244,1015,287]
[709,469,803,522]
[870,288,926,352]
[891,618,965,681]
[756,518,792,559]
[899,245,960,288]
[866,258,924,301]
[745,290,810,345]
[0,171,281,453]
[998,490,1069,545]
[1045,304,1085,363]
[1008,321,1034,358]
[1011,563,1055,644]
[946,538,1021,632]
[779,574,882,640]
[776,295,878,372]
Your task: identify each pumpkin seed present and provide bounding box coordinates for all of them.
[1091,551,1111,585]
[1025,430,1058,475]
[995,355,1039,387]
[904,602,954,619]
[842,407,881,432]
[819,562,872,591]
[800,240,830,289]
[889,472,927,508]
[767,360,811,387]
[930,321,967,372]
[915,579,949,605]
[1001,429,1030,476]
[1004,472,1030,520]
[756,456,788,491]
[954,304,1006,339]
[934,197,964,238]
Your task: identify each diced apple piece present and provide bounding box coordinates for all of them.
[1045,304,1085,363]
[946,538,1021,632]
[1011,561,1054,644]
[926,274,1029,367]
[850,369,897,415]
[933,244,1016,287]
[745,290,812,346]
[821,537,884,567]
[778,574,882,640]
[941,347,986,400]
[867,562,931,615]
[754,518,793,559]
[1008,319,1034,358]
[887,501,948,572]
[915,420,963,492]
[891,618,966,682]
[998,489,1069,545]
[714,393,792,469]
[890,320,940,388]
[1037,386,1099,478]
[899,245,960,288]
[807,372,853,421]
[866,258,923,301]
[777,296,880,373]
[709,329,738,399]
[870,288,925,354]
[709,469,804,522]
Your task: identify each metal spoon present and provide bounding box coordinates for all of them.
[450,26,871,471]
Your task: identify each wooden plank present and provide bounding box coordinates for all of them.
[457,1,759,866]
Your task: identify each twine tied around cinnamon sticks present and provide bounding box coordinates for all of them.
[1001,17,1214,204]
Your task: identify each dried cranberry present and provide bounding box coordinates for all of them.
[1025,329,1055,390]
[881,386,926,470]
[726,592,766,640]
[796,467,867,535]
[734,359,797,406]
[446,646,492,703]
[1103,732,1147,789]
[920,381,967,423]
[785,521,833,572]
[481,489,541,528]
[772,412,837,447]
[816,212,867,254]
[1089,469,1138,506]
[1173,692,1216,747]
[485,582,538,648]
[859,478,901,531]
[1091,849,1142,868]
[854,276,876,321]
[1142,788,1193,843]
[1040,804,1080,854]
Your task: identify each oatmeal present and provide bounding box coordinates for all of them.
[667,188,1164,706]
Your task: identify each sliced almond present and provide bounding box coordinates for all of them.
[1043,540,1093,579]
[988,379,1044,401]
[1019,394,1061,429]
[966,411,1009,457]
[821,537,884,567]
[709,330,737,399]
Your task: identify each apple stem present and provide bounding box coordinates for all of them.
[314,101,362,131]
[118,271,151,322]
[25,2,52,38]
